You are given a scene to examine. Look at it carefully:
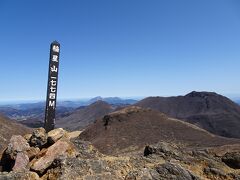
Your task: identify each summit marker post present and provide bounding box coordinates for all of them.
[44,41,60,132]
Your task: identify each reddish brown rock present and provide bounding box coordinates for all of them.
[23,134,32,143]
[66,131,81,139]
[5,135,30,160]
[12,152,29,172]
[47,128,66,144]
[30,139,77,174]
[26,147,40,160]
[1,135,30,172]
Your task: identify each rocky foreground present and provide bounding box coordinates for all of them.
[0,128,240,180]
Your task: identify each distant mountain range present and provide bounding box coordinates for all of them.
[87,96,138,105]
[0,97,138,128]
[0,96,138,109]
[1,92,240,140]
[61,91,240,141]
[136,91,240,138]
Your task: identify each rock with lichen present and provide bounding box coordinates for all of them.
[0,171,39,180]
[4,135,30,160]
[29,128,48,149]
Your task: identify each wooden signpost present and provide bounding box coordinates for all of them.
[44,41,60,132]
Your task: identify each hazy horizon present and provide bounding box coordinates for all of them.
[1,91,240,105]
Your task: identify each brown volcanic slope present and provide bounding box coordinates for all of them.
[79,106,240,155]
[56,101,114,131]
[0,115,31,153]
[136,91,240,138]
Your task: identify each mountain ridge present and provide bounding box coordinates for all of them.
[135,91,240,138]
[79,106,240,155]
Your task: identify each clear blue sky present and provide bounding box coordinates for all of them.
[0,0,240,101]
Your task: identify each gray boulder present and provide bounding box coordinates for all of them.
[29,128,48,148]
[144,142,179,158]
[155,162,196,180]
[222,152,240,169]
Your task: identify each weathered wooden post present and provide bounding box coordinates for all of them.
[44,41,60,132]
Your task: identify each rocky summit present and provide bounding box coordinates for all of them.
[0,127,240,179]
